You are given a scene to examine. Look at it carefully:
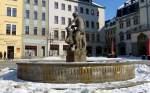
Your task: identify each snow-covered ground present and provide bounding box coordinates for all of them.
[0,64,150,93]
[43,56,143,62]
[0,56,145,63]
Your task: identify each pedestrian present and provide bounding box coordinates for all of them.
[10,52,14,61]
[0,52,2,60]
[4,51,6,60]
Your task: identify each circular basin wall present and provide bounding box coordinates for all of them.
[17,62,135,83]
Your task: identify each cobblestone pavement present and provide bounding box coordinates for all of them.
[0,61,17,69]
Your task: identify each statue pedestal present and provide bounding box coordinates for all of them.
[66,50,86,62]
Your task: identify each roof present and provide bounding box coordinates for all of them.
[118,0,138,9]
[92,2,105,8]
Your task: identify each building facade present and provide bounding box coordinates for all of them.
[48,0,105,57]
[115,0,140,56]
[23,0,49,58]
[0,0,23,59]
[104,18,117,55]
[105,0,150,56]
[0,0,105,59]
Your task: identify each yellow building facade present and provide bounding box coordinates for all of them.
[0,0,23,59]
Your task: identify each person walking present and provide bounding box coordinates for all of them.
[0,52,2,60]
[4,51,6,60]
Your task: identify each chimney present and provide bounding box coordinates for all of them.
[124,3,128,6]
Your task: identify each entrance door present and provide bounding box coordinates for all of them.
[96,46,102,56]
[118,42,126,55]
[7,46,14,59]
[42,46,45,57]
[86,46,92,57]
[137,33,148,56]
[119,46,126,55]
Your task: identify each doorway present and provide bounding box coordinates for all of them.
[42,46,45,57]
[7,46,14,59]
[96,46,102,56]
[118,42,126,55]
[137,33,148,56]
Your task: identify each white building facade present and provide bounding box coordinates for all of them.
[48,0,105,57]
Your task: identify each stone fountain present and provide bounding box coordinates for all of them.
[17,13,135,83]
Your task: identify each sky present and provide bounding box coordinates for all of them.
[93,0,126,20]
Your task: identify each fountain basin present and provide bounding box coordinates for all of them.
[17,62,135,83]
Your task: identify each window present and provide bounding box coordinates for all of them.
[12,8,17,17]
[42,28,46,36]
[34,11,38,20]
[55,2,58,9]
[42,12,46,21]
[96,22,99,29]
[68,5,72,11]
[54,16,58,24]
[61,17,65,25]
[91,34,95,42]
[91,9,94,15]
[61,3,65,10]
[126,19,131,27]
[97,11,99,16]
[7,7,17,17]
[12,25,16,35]
[74,6,78,12]
[34,0,38,5]
[80,7,84,13]
[25,10,30,19]
[68,18,72,25]
[6,24,11,35]
[26,0,30,4]
[133,17,139,25]
[91,21,95,28]
[34,27,37,35]
[119,22,124,29]
[86,8,89,15]
[86,21,89,28]
[86,34,90,42]
[61,31,65,40]
[42,0,46,7]
[54,30,58,40]
[6,24,16,35]
[7,7,11,16]
[119,32,124,41]
[97,34,100,42]
[25,26,29,35]
[126,33,131,40]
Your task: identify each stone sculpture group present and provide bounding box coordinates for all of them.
[65,13,86,62]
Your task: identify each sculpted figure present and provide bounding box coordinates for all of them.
[66,13,86,50]
[65,13,87,62]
